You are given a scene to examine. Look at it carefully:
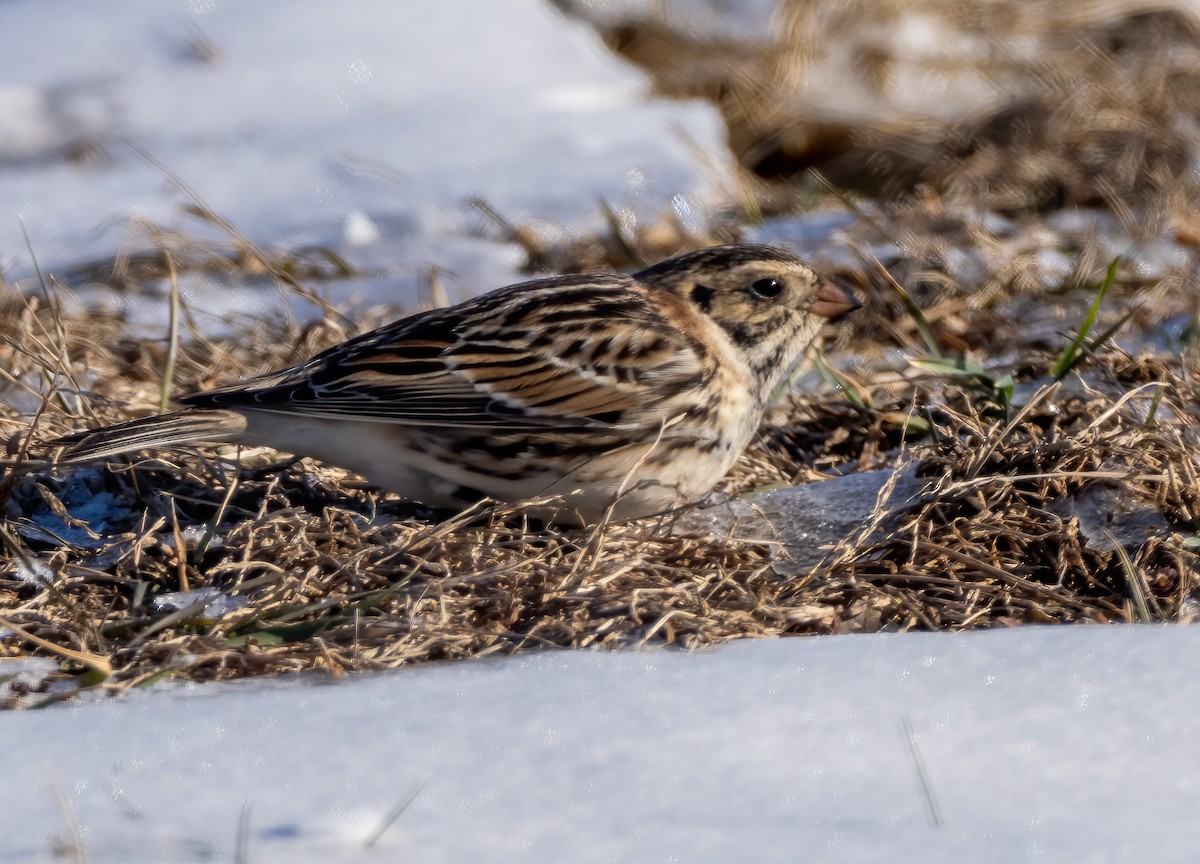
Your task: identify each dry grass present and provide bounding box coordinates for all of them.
[1,217,1197,708]
[4,0,1200,706]
[556,0,1200,217]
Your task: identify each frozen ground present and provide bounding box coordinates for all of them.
[3,625,1200,863]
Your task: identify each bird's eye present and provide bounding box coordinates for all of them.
[750,278,784,299]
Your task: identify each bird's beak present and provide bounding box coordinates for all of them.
[806,278,861,321]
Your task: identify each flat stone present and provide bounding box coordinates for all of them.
[1048,484,1171,553]
[677,464,924,575]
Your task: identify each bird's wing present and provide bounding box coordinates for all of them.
[182,275,706,433]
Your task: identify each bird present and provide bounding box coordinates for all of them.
[43,245,859,524]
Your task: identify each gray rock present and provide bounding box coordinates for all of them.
[678,464,925,575]
[1048,484,1171,553]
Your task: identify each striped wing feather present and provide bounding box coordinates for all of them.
[183,275,703,433]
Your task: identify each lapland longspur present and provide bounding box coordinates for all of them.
[46,245,858,523]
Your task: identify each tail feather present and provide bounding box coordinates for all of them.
[45,409,248,463]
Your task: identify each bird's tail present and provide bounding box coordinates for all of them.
[43,409,248,463]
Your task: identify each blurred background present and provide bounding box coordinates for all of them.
[4,0,1198,350]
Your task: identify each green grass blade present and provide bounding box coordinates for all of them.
[812,353,871,410]
[1052,256,1119,380]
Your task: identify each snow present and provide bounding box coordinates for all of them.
[3,625,1199,862]
[0,0,727,313]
